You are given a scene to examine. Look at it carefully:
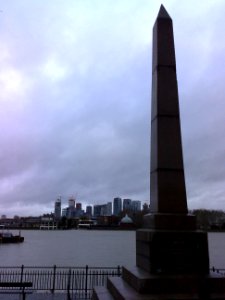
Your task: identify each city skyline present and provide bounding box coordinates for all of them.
[0,1,225,217]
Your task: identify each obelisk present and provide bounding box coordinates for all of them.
[136,4,209,274]
[151,4,187,215]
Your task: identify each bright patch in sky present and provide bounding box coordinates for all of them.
[42,57,68,82]
[0,68,25,99]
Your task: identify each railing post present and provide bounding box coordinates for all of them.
[67,268,71,300]
[51,265,56,293]
[20,265,24,286]
[85,265,88,297]
[117,265,121,276]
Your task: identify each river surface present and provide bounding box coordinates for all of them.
[0,230,224,268]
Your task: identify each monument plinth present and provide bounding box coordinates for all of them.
[93,5,225,299]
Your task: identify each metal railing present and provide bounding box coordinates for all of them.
[211,267,225,276]
[0,265,122,299]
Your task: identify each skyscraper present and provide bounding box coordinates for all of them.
[54,198,61,220]
[86,205,92,217]
[131,200,141,212]
[123,199,132,212]
[68,197,76,218]
[106,202,112,216]
[113,197,122,216]
[68,197,75,208]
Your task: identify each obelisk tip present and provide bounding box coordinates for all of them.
[157,4,171,19]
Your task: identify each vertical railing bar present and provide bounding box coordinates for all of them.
[85,265,88,297]
[20,265,24,290]
[67,268,71,300]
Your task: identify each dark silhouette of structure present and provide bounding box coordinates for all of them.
[93,5,225,299]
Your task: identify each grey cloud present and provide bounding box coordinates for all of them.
[0,1,225,216]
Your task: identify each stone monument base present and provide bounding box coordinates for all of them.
[143,213,197,230]
[93,266,225,299]
[136,228,209,274]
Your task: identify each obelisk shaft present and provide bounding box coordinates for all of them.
[150,5,187,214]
[136,4,208,276]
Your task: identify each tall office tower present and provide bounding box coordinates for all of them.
[86,206,92,217]
[93,205,103,217]
[76,203,82,210]
[131,200,141,212]
[106,202,112,216]
[123,199,132,212]
[100,204,108,216]
[113,197,122,216]
[68,197,75,207]
[54,198,61,220]
[61,207,68,217]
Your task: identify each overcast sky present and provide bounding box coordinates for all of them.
[0,0,224,217]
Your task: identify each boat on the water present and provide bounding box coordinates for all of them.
[0,226,24,243]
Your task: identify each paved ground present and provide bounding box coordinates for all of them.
[0,292,88,300]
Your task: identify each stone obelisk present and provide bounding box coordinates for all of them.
[150,4,188,217]
[136,4,209,274]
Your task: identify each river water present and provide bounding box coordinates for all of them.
[0,230,224,268]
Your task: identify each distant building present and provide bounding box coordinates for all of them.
[62,208,68,217]
[100,205,108,216]
[123,199,132,212]
[120,214,134,229]
[142,202,149,212]
[75,203,84,217]
[131,200,141,212]
[86,206,92,217]
[68,198,75,208]
[93,204,112,217]
[76,203,82,210]
[106,202,112,216]
[67,206,76,218]
[93,205,103,217]
[54,198,61,220]
[113,197,122,216]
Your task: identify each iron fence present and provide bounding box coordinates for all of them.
[0,265,122,299]
[211,267,225,276]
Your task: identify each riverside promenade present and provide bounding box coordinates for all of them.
[0,265,121,300]
[0,292,78,299]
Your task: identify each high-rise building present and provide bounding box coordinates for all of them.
[123,199,132,212]
[75,202,84,217]
[106,202,112,216]
[76,203,82,210]
[93,205,103,217]
[61,207,68,217]
[131,200,141,212]
[68,198,75,207]
[86,206,92,217]
[113,197,122,216]
[54,198,61,220]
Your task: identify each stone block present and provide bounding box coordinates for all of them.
[150,170,187,213]
[92,286,114,300]
[136,229,209,275]
[151,69,179,120]
[107,277,151,300]
[151,117,184,171]
[143,213,196,230]
[153,17,176,69]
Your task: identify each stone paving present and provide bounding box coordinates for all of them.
[0,292,85,300]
